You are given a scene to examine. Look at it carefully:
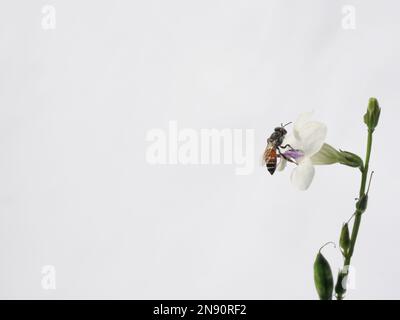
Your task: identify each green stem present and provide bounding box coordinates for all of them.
[337,129,373,299]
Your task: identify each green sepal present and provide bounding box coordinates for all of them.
[338,150,363,169]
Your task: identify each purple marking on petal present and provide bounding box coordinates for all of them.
[283,149,304,160]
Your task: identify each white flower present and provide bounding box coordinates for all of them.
[278,112,327,190]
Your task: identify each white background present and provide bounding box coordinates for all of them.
[0,0,399,299]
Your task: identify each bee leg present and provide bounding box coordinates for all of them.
[277,148,298,165]
[279,144,295,151]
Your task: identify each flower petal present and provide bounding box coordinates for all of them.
[277,158,287,171]
[283,149,305,161]
[294,112,313,130]
[290,157,315,190]
[282,133,301,150]
[293,112,314,140]
[296,121,327,156]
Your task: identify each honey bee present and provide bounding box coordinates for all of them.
[263,122,295,175]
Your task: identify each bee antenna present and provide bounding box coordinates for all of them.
[282,122,292,127]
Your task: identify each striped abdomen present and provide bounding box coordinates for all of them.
[263,143,277,175]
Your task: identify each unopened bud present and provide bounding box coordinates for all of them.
[363,97,381,131]
[335,269,347,299]
[356,194,368,213]
[339,223,351,257]
[314,243,334,300]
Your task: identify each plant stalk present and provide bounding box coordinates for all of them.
[337,129,373,299]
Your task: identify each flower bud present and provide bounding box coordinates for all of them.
[339,223,351,257]
[338,150,363,169]
[335,269,347,299]
[363,97,381,131]
[314,250,334,300]
[356,194,368,213]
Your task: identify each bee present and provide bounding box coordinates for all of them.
[263,122,295,175]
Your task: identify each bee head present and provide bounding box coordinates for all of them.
[274,127,287,135]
